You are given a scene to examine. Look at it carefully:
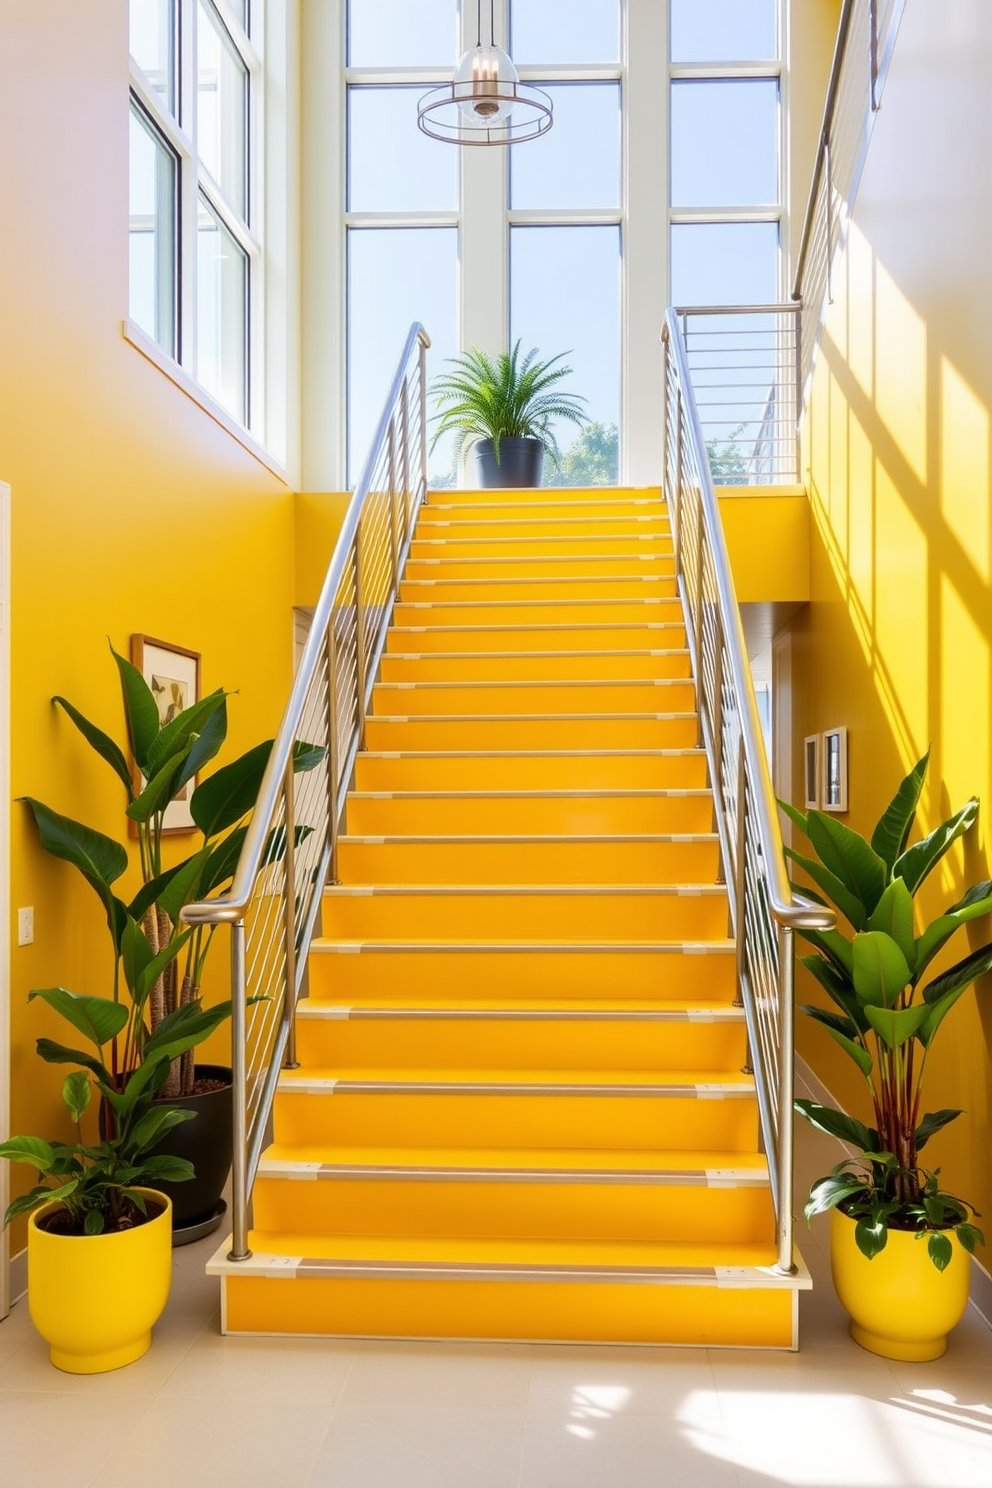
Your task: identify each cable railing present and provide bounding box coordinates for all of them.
[793,0,905,397]
[182,324,431,1262]
[673,304,802,486]
[661,309,835,1273]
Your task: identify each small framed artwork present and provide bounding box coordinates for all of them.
[803,735,820,810]
[130,634,201,833]
[822,726,849,813]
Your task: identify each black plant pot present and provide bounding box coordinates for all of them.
[152,1064,233,1243]
[475,437,544,489]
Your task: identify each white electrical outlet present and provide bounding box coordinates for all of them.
[17,907,34,946]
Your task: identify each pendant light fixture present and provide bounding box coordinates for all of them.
[418,0,553,146]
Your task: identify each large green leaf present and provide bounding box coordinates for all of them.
[146,689,228,779]
[804,1173,872,1219]
[797,925,855,978]
[822,1022,874,1077]
[864,1002,929,1049]
[918,983,972,1048]
[53,696,134,798]
[127,737,197,824]
[778,798,809,837]
[19,797,127,891]
[293,740,327,775]
[111,643,160,770]
[35,1038,111,1083]
[130,1106,196,1152]
[131,929,193,1006]
[174,696,228,792]
[794,1099,878,1152]
[121,916,154,999]
[799,954,868,1032]
[867,878,917,972]
[807,811,887,917]
[870,749,930,870]
[197,826,248,898]
[190,740,271,837]
[800,1003,859,1041]
[155,844,214,922]
[922,940,992,1005]
[0,1135,55,1172]
[140,1154,195,1184]
[915,880,992,979]
[915,1109,962,1150]
[62,1070,92,1124]
[142,999,234,1063]
[855,1218,889,1260]
[852,931,911,1008]
[27,987,128,1049]
[785,847,867,929]
[894,798,980,894]
[128,859,193,923]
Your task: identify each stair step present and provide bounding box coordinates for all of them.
[416,515,671,539]
[354,748,709,791]
[252,1147,772,1244]
[370,679,696,718]
[399,575,678,602]
[273,1069,758,1151]
[409,533,672,555]
[385,622,686,653]
[296,993,744,1069]
[344,789,713,836]
[336,832,719,886]
[421,489,665,513]
[321,883,728,939]
[363,714,700,751]
[393,598,684,627]
[380,648,692,681]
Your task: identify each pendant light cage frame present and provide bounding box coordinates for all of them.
[417,0,554,147]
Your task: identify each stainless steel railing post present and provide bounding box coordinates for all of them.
[733,737,748,1010]
[419,339,429,503]
[388,415,399,592]
[693,496,705,748]
[228,920,251,1262]
[353,527,369,748]
[777,925,797,1275]
[326,625,340,885]
[281,760,299,1071]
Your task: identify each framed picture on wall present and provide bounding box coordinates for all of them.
[130,634,200,833]
[822,726,849,813]
[803,734,820,810]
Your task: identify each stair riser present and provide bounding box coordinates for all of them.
[409,538,673,561]
[273,1089,759,1151]
[393,600,683,626]
[336,837,721,885]
[416,518,671,540]
[305,947,734,1001]
[422,489,664,512]
[223,1273,795,1346]
[386,625,687,654]
[295,1016,746,1073]
[371,682,697,718]
[363,717,700,751]
[252,1177,772,1245]
[320,890,728,940]
[380,652,692,681]
[354,753,709,792]
[399,578,678,603]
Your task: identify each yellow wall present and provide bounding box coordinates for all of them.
[0,3,297,1243]
[790,2,992,1252]
[719,494,810,603]
[295,494,352,607]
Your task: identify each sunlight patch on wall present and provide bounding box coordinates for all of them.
[940,572,989,846]
[875,459,928,756]
[875,261,927,485]
[847,404,874,657]
[846,221,874,400]
[940,356,990,585]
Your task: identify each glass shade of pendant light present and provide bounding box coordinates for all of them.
[418,0,553,146]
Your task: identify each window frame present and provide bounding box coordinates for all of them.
[129,0,263,432]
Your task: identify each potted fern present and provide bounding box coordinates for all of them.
[783,750,991,1360]
[430,341,588,488]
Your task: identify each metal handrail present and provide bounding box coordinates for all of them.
[792,0,905,394]
[182,323,431,1261]
[662,309,834,1273]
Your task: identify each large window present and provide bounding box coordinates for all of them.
[128,0,258,429]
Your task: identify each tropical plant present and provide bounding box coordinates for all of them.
[429,341,588,469]
[19,643,322,1100]
[783,749,991,1269]
[0,990,205,1234]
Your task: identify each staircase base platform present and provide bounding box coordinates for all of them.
[209,1236,810,1350]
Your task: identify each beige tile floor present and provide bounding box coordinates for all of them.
[1,1101,989,1488]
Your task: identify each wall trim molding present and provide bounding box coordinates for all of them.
[796,1056,992,1334]
[8,1247,26,1309]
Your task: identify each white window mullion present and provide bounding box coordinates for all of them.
[180,0,198,374]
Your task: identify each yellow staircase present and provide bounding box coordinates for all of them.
[211,486,808,1347]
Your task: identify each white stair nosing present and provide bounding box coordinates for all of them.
[310,939,734,955]
[338,832,719,844]
[359,748,706,759]
[385,648,691,661]
[255,1158,769,1188]
[322,883,727,897]
[278,1076,755,1099]
[298,1003,743,1022]
[368,712,699,724]
[348,788,711,801]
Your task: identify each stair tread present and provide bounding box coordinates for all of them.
[280,1066,754,1088]
[324,882,726,895]
[298,996,741,1017]
[338,831,718,842]
[360,748,705,758]
[220,1232,779,1272]
[310,938,734,951]
[387,647,689,658]
[348,789,709,801]
[259,1143,769,1179]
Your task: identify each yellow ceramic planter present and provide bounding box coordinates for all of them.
[28,1190,173,1374]
[830,1207,970,1361]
